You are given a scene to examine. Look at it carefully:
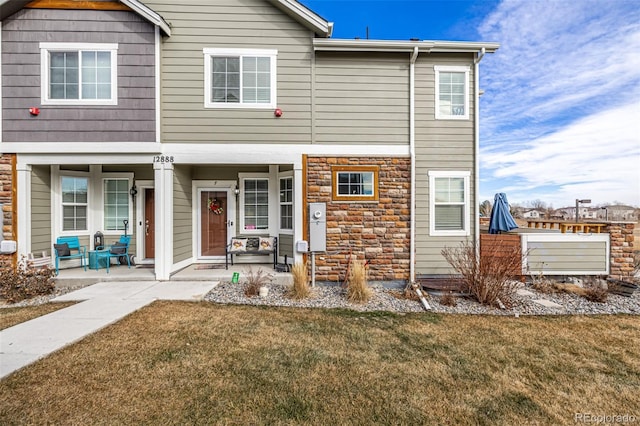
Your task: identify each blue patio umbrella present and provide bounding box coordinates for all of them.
[489,193,518,234]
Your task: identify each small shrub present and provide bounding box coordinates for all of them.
[582,277,608,303]
[243,267,273,297]
[288,261,311,300]
[530,273,558,294]
[346,259,371,303]
[442,239,522,308]
[439,292,457,307]
[0,257,56,303]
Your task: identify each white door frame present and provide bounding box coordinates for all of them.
[193,180,237,262]
[135,180,154,264]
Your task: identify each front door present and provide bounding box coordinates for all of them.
[200,191,227,256]
[144,189,155,259]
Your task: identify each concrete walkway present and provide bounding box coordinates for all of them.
[0,280,218,380]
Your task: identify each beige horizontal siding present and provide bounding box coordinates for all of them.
[527,241,608,272]
[413,53,478,275]
[143,0,315,145]
[314,51,409,145]
[173,166,193,264]
[31,165,52,254]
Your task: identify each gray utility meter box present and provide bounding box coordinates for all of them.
[309,202,326,252]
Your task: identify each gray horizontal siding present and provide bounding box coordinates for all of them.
[314,52,410,145]
[2,8,156,143]
[143,0,314,144]
[414,54,477,275]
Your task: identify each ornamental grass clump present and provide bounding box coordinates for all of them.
[346,259,371,303]
[288,261,311,300]
[243,267,273,297]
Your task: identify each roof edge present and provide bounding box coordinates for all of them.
[0,0,171,36]
[120,0,171,36]
[267,0,331,37]
[314,38,500,53]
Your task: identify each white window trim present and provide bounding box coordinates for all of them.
[278,172,294,235]
[40,42,118,106]
[434,65,470,120]
[239,172,271,235]
[52,170,93,236]
[429,170,470,237]
[101,174,134,235]
[203,48,277,109]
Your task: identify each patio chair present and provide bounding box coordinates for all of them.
[107,235,131,268]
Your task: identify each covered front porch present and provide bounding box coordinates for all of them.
[53,263,293,290]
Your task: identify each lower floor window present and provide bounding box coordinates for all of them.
[429,171,470,236]
[332,165,379,201]
[61,176,88,231]
[243,178,269,231]
[104,179,130,231]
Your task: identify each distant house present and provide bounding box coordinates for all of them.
[522,209,545,219]
[601,205,637,221]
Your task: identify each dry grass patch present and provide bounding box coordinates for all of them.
[0,303,638,425]
[0,302,75,330]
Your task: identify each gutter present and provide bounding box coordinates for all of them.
[473,48,486,247]
[409,46,418,284]
[314,38,498,53]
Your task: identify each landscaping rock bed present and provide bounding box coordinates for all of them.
[3,279,638,316]
[204,280,640,316]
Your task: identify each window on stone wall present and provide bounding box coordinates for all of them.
[332,166,379,202]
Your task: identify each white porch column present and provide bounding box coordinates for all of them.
[16,162,31,258]
[293,163,304,264]
[154,161,173,280]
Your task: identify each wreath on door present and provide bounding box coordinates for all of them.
[208,198,224,215]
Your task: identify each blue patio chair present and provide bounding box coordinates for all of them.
[106,235,131,268]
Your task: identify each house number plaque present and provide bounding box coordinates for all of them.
[153,155,175,163]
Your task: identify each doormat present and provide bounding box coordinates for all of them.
[195,264,225,270]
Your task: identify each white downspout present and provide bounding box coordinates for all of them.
[409,46,419,284]
[474,48,485,245]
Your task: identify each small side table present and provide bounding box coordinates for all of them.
[89,249,110,273]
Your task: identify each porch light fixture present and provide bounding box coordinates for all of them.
[130,184,138,202]
[575,198,591,223]
[234,185,240,197]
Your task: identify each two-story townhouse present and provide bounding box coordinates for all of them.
[0,0,169,269]
[2,0,498,284]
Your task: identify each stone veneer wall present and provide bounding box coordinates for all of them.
[0,154,16,269]
[604,222,635,280]
[306,156,411,283]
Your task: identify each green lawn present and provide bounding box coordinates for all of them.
[1,302,638,425]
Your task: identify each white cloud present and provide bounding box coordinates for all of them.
[478,0,640,207]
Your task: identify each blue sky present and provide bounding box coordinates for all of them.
[300,0,640,209]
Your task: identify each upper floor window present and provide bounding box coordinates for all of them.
[429,171,470,236]
[434,65,469,120]
[203,48,277,109]
[332,166,379,202]
[40,43,118,106]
